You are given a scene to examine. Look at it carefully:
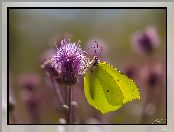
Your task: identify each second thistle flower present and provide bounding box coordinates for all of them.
[131,26,160,54]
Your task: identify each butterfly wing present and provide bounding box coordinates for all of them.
[84,63,124,113]
[99,62,140,104]
[84,62,140,113]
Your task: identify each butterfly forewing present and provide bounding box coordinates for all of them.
[98,62,140,104]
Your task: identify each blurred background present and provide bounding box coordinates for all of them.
[8,9,166,124]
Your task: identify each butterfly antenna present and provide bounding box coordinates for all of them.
[94,40,104,59]
[86,40,104,61]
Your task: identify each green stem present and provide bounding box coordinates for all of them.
[67,85,72,124]
[10,111,17,124]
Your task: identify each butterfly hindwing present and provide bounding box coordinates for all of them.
[84,63,126,113]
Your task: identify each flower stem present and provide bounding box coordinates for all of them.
[55,83,65,109]
[10,111,17,124]
[67,85,72,124]
[50,75,65,109]
[29,104,41,124]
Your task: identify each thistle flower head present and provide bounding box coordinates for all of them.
[123,65,137,79]
[19,73,40,91]
[141,63,162,87]
[52,39,88,85]
[132,26,160,54]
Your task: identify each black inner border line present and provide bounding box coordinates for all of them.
[7,7,167,125]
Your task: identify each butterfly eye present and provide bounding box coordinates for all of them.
[94,56,98,61]
[91,56,100,67]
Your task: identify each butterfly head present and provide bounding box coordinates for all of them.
[93,56,100,65]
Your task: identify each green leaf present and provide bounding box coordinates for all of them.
[84,62,140,114]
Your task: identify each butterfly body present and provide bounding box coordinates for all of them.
[90,56,100,71]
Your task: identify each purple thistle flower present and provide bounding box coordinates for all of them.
[123,65,136,79]
[19,73,41,123]
[19,73,40,91]
[132,26,160,54]
[141,63,162,87]
[52,39,88,85]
